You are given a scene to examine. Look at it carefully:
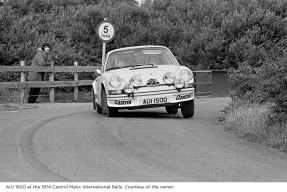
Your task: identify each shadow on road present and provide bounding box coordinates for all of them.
[91,109,186,119]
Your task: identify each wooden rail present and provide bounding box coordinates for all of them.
[0,61,100,104]
[0,61,212,104]
[0,66,100,73]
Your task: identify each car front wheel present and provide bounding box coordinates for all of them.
[93,91,102,114]
[181,99,194,118]
[101,89,118,117]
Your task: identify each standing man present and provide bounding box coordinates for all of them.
[28,43,52,103]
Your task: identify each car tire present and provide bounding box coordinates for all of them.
[93,91,102,114]
[181,99,194,118]
[101,89,118,117]
[165,104,178,114]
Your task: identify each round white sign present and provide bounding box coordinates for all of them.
[96,20,115,43]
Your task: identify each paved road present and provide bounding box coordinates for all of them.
[1,97,287,182]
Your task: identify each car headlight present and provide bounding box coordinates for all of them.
[130,75,142,87]
[123,84,134,94]
[163,72,175,84]
[180,69,193,82]
[109,76,122,89]
[174,78,185,89]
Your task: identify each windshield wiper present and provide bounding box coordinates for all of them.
[120,64,145,69]
[130,64,158,70]
[132,64,145,68]
[106,64,158,71]
[131,64,158,68]
[105,67,121,71]
[146,63,156,66]
[106,65,142,71]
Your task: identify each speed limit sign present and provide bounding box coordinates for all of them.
[96,19,116,43]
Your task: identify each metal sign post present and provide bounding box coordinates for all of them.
[96,18,116,68]
[102,42,106,67]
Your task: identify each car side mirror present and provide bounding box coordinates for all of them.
[95,69,102,77]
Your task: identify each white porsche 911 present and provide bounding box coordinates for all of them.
[92,45,195,118]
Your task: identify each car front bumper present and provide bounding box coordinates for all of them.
[107,87,195,108]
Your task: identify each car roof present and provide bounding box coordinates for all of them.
[107,45,168,54]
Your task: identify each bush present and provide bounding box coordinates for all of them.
[259,57,287,121]
[228,56,287,124]
[228,62,261,103]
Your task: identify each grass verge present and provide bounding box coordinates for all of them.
[223,101,287,152]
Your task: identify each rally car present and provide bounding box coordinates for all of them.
[92,45,195,118]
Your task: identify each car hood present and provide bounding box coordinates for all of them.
[104,65,188,84]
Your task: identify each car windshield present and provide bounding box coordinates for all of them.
[105,47,178,71]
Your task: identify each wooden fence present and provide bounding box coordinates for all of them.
[0,61,212,104]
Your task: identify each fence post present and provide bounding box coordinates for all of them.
[20,61,25,104]
[49,61,54,103]
[74,61,79,102]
